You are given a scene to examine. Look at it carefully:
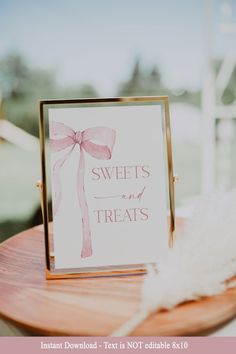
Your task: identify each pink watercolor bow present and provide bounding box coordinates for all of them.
[50,122,116,258]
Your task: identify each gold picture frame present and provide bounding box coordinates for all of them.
[38,96,175,279]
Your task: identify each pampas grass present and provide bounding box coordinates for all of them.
[112,190,236,336]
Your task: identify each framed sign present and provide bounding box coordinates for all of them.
[38,96,175,279]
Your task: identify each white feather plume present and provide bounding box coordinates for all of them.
[112,190,236,336]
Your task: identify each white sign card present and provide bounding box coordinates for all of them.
[39,97,175,278]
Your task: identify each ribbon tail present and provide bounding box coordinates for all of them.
[52,145,75,216]
[77,147,93,258]
[52,159,62,216]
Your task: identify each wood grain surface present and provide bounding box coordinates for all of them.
[0,219,236,336]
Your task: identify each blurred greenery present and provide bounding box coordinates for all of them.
[0,53,98,136]
[118,58,201,106]
[0,54,201,137]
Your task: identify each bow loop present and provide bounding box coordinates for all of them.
[82,126,115,160]
[50,136,75,152]
[83,126,115,149]
[50,121,75,138]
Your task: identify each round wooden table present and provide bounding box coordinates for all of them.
[1,220,236,336]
